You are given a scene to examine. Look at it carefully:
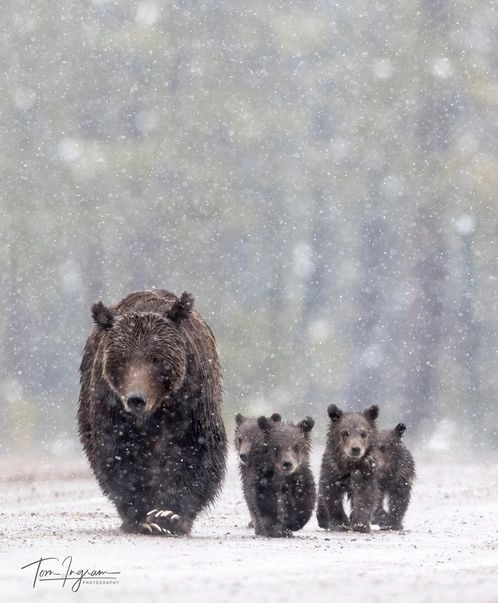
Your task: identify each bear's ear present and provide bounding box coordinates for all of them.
[168,292,194,323]
[363,405,379,423]
[327,404,343,422]
[235,413,245,426]
[297,416,314,433]
[394,423,406,438]
[257,416,273,433]
[270,413,282,423]
[91,302,115,330]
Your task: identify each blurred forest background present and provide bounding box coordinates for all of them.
[0,0,497,458]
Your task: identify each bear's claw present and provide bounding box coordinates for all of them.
[142,509,181,535]
[138,521,172,535]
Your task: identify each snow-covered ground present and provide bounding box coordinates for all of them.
[1,451,498,603]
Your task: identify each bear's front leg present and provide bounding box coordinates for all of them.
[317,479,350,531]
[379,482,410,531]
[251,474,293,537]
[349,469,378,533]
[372,492,388,526]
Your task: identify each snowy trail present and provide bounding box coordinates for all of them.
[1,453,498,603]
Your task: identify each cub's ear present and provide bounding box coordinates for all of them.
[394,423,406,438]
[270,413,282,423]
[257,416,274,433]
[363,405,379,423]
[168,292,194,323]
[235,413,245,426]
[297,416,314,433]
[91,302,115,330]
[327,404,343,422]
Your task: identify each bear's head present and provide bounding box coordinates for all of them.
[234,413,281,466]
[91,292,193,418]
[327,404,379,461]
[376,423,406,469]
[257,415,314,476]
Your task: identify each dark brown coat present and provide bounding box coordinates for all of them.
[236,414,316,537]
[317,404,379,533]
[373,423,415,530]
[78,289,227,535]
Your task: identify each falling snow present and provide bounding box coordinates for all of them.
[1,1,497,601]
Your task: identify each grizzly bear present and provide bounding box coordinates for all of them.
[317,404,379,533]
[237,414,316,537]
[234,413,281,529]
[77,289,227,536]
[373,423,415,530]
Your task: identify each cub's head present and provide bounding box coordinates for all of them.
[257,415,314,475]
[92,292,193,418]
[327,404,379,461]
[376,423,406,469]
[234,413,281,465]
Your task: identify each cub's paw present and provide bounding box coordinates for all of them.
[373,509,388,525]
[141,509,181,536]
[328,522,351,532]
[351,521,371,533]
[268,528,294,538]
[379,521,403,531]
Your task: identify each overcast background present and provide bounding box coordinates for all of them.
[1,0,497,459]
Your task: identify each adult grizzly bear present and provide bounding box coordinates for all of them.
[373,422,415,530]
[317,404,379,533]
[78,289,227,536]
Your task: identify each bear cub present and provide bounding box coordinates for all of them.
[236,414,316,537]
[373,422,415,530]
[317,404,379,533]
[234,412,281,529]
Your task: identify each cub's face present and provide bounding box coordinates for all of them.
[234,416,261,466]
[101,312,187,416]
[337,415,373,460]
[269,424,308,475]
[328,404,379,461]
[234,413,281,466]
[257,416,314,476]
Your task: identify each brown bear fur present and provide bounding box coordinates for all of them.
[373,423,415,530]
[78,289,227,536]
[236,414,316,537]
[234,413,281,529]
[317,404,379,533]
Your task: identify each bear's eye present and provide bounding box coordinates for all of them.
[379,445,386,453]
[360,431,367,439]
[238,437,243,446]
[293,444,300,454]
[152,356,162,366]
[341,430,349,440]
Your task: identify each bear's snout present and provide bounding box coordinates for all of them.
[279,451,298,474]
[281,460,295,473]
[125,392,147,413]
[239,452,248,464]
[350,446,362,457]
